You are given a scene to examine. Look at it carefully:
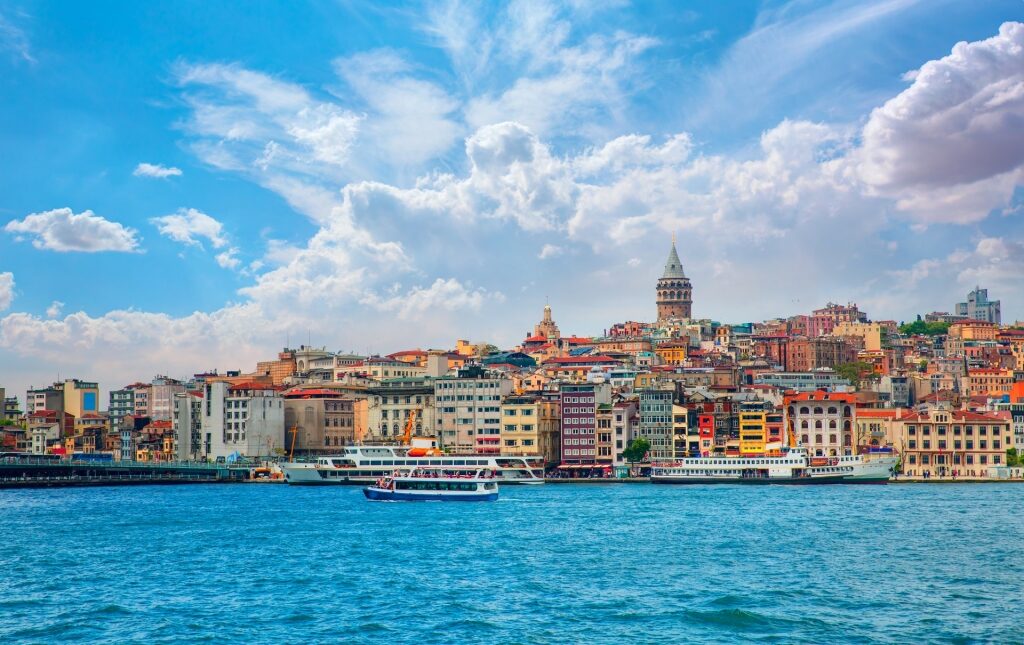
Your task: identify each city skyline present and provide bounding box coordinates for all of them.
[1,1,1023,399]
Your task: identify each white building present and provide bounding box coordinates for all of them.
[173,391,204,461]
[150,376,186,420]
[434,365,512,454]
[201,381,285,460]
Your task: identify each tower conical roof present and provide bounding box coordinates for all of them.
[661,242,686,279]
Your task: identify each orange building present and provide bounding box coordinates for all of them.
[655,341,688,366]
[964,368,1015,397]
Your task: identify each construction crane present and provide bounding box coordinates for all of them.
[400,409,417,446]
[288,425,299,461]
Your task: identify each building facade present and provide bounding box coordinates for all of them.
[366,377,436,442]
[434,366,511,454]
[785,391,856,457]
[284,389,356,453]
[201,381,285,460]
[638,386,675,461]
[560,382,611,464]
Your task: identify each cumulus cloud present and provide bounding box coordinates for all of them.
[151,208,229,249]
[538,244,563,259]
[4,208,140,252]
[361,278,503,321]
[133,162,182,178]
[215,248,241,270]
[856,21,1024,223]
[46,301,63,318]
[0,272,13,311]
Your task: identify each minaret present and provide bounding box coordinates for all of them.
[656,234,692,323]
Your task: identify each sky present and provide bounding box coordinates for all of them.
[1,0,1023,401]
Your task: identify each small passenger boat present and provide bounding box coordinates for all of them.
[363,468,499,502]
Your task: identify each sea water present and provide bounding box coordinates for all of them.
[1,483,1021,643]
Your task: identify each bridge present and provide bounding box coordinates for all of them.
[0,457,254,489]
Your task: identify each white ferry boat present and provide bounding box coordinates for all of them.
[282,442,544,486]
[651,445,897,485]
[363,468,499,502]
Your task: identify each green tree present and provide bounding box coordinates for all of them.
[898,320,950,336]
[623,437,651,466]
[1007,448,1021,468]
[474,343,499,358]
[835,361,879,386]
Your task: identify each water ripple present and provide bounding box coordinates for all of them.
[1,483,1022,643]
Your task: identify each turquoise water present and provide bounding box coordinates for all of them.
[2,483,1022,644]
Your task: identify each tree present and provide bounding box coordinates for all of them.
[835,361,880,386]
[1007,448,1021,468]
[623,437,651,466]
[474,343,499,358]
[898,320,950,336]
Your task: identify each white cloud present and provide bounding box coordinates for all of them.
[627,258,642,267]
[133,162,182,178]
[215,248,241,270]
[361,278,503,321]
[151,208,229,249]
[4,208,140,252]
[856,21,1024,224]
[46,301,63,318]
[178,63,362,178]
[465,31,656,138]
[0,273,13,311]
[333,50,462,166]
[0,11,33,64]
[538,244,563,259]
[689,0,925,131]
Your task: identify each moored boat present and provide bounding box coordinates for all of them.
[282,441,544,486]
[363,468,499,502]
[651,445,897,484]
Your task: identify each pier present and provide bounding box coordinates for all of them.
[0,457,252,489]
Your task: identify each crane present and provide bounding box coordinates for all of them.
[400,409,417,446]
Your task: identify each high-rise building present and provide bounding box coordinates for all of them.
[955,287,1001,324]
[656,237,692,322]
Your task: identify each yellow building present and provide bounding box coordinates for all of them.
[500,396,560,464]
[964,368,1015,397]
[739,411,767,456]
[672,404,690,459]
[833,322,883,351]
[60,379,100,419]
[655,341,688,366]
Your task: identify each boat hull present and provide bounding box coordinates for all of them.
[651,475,890,485]
[363,487,498,502]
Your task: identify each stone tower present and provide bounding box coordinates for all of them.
[656,237,692,322]
[533,303,561,339]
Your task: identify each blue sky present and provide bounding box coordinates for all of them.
[1,0,1023,399]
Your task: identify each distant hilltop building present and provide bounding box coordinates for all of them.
[956,286,1000,325]
[656,236,692,323]
[533,303,561,340]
